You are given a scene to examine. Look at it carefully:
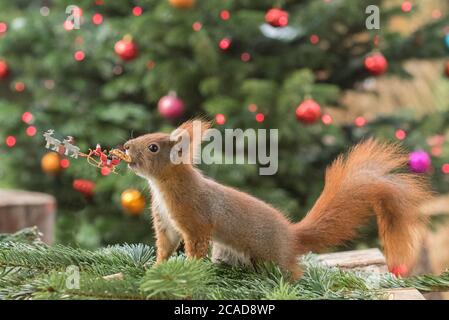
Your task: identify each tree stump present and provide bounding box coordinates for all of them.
[0,189,55,244]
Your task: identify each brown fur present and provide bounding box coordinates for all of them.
[124,120,431,279]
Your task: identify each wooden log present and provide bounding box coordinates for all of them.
[0,189,56,244]
[317,248,426,300]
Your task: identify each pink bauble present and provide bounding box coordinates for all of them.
[157,95,185,119]
[409,150,431,173]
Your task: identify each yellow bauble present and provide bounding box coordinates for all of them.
[121,189,146,215]
[168,0,195,9]
[41,152,61,174]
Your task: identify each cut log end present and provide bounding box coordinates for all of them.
[0,189,56,244]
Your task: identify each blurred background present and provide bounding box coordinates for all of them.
[0,0,449,285]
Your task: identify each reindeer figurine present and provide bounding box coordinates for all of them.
[62,136,80,159]
[42,129,124,173]
[43,129,62,151]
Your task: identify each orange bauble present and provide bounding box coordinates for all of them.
[121,189,146,215]
[41,152,61,174]
[168,0,195,9]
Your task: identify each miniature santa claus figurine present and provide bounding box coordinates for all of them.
[107,156,121,168]
[99,152,120,168]
[94,144,102,156]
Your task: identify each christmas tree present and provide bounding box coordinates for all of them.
[0,0,448,250]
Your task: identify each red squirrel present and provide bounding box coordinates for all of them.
[124,119,431,279]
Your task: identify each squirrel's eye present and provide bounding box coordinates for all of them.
[148,144,159,153]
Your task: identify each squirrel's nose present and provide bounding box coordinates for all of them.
[123,143,130,150]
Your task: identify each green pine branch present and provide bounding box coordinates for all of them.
[1,229,448,300]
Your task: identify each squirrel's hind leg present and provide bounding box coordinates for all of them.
[285,263,303,282]
[184,235,210,259]
[211,242,252,267]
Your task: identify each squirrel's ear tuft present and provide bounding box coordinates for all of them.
[170,118,212,164]
[172,118,212,143]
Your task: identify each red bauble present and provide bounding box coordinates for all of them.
[0,59,9,79]
[73,179,95,197]
[265,8,289,28]
[158,94,185,119]
[364,53,388,76]
[114,38,138,61]
[445,61,449,77]
[296,99,321,124]
[390,264,408,277]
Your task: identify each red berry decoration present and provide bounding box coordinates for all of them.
[364,53,388,76]
[73,179,95,198]
[101,167,111,176]
[0,59,9,79]
[158,93,185,119]
[265,8,289,28]
[215,114,226,125]
[296,99,321,124]
[114,37,138,61]
[390,264,408,277]
[219,38,232,51]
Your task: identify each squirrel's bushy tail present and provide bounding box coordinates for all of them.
[293,139,431,269]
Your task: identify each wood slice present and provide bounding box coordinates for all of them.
[317,248,426,300]
[317,248,388,273]
[0,189,56,244]
[386,288,426,300]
